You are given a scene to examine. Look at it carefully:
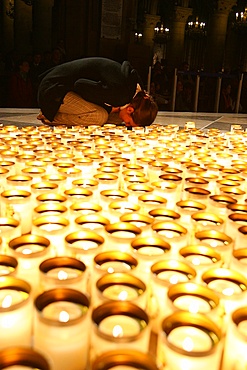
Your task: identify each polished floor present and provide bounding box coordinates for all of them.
[1,108,247,132]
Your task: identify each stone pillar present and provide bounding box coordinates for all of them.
[143,13,160,47]
[32,0,54,53]
[167,5,193,69]
[2,0,14,53]
[14,0,32,55]
[204,0,236,72]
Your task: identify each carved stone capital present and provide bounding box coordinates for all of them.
[173,6,193,23]
[214,0,237,14]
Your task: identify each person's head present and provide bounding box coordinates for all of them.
[118,90,158,128]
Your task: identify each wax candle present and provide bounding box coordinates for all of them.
[0,254,18,276]
[0,276,33,349]
[33,288,90,370]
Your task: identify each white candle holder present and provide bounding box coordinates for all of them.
[151,221,188,257]
[33,203,68,219]
[91,301,150,361]
[175,200,206,233]
[179,244,222,282]
[33,288,90,370]
[0,276,33,349]
[0,217,21,253]
[94,272,147,309]
[39,256,87,294]
[120,212,153,236]
[191,211,225,233]
[69,201,102,220]
[0,254,18,276]
[157,311,223,370]
[6,174,33,192]
[92,349,159,370]
[0,347,50,369]
[104,222,142,254]
[207,195,237,219]
[194,230,233,267]
[149,208,181,223]
[1,189,32,234]
[64,187,93,206]
[108,201,140,223]
[138,194,167,214]
[222,307,247,370]
[126,184,154,205]
[74,214,110,238]
[32,215,70,256]
[230,248,247,278]
[99,189,129,211]
[151,181,178,209]
[65,230,105,268]
[8,233,51,295]
[202,267,247,325]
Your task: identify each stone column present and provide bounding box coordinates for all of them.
[14,0,32,55]
[2,0,14,53]
[167,5,193,69]
[143,13,160,47]
[204,0,236,72]
[32,0,54,53]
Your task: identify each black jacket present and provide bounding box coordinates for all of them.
[38,57,143,121]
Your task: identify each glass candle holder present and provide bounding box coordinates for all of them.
[91,301,150,361]
[70,201,102,222]
[99,189,129,211]
[1,189,32,234]
[131,236,171,284]
[8,233,51,294]
[0,347,50,369]
[6,174,33,192]
[201,267,247,324]
[207,195,237,219]
[137,194,167,214]
[57,167,83,187]
[107,201,140,223]
[166,282,222,326]
[104,222,142,254]
[191,211,225,233]
[230,248,247,279]
[158,174,183,194]
[179,245,223,283]
[149,208,181,223]
[31,181,59,196]
[0,276,33,349]
[222,307,247,370]
[32,215,70,256]
[151,180,178,209]
[0,160,15,176]
[194,230,233,267]
[39,256,87,295]
[157,311,223,370]
[35,193,67,206]
[21,166,46,183]
[127,184,154,205]
[151,221,188,257]
[175,200,206,231]
[33,288,90,370]
[0,217,21,253]
[0,254,18,276]
[64,187,93,206]
[219,186,246,203]
[182,187,211,202]
[92,349,159,370]
[120,212,153,236]
[93,251,138,284]
[150,259,196,334]
[65,230,105,268]
[74,214,110,238]
[33,203,68,219]
[41,174,67,191]
[93,173,119,192]
[94,272,147,310]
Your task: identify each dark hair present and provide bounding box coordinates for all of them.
[130,90,158,127]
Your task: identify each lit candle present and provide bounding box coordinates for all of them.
[0,254,18,276]
[0,276,33,349]
[33,288,90,370]
[0,347,50,370]
[104,222,142,253]
[39,256,87,294]
[91,301,150,361]
[157,311,223,370]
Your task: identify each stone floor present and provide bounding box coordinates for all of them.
[1,108,247,132]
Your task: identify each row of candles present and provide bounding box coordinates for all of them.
[0,122,247,369]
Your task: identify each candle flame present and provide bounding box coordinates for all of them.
[2,295,12,308]
[59,310,70,322]
[118,290,128,300]
[58,270,68,280]
[191,257,200,266]
[188,302,199,314]
[107,267,114,273]
[112,324,123,338]
[169,274,179,284]
[222,287,234,296]
[22,248,32,255]
[183,337,194,352]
